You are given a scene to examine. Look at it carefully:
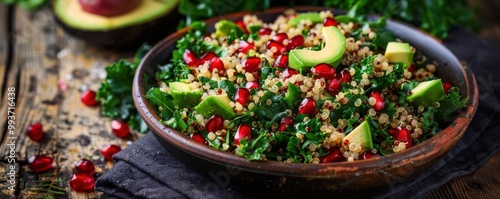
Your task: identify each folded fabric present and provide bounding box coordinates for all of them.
[96,27,500,198]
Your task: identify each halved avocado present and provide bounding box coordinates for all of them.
[53,0,179,47]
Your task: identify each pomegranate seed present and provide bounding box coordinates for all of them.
[235,88,250,106]
[75,159,95,175]
[245,81,259,90]
[258,27,272,36]
[272,33,288,43]
[323,17,338,27]
[242,57,261,73]
[442,82,453,94]
[235,124,252,145]
[28,155,53,173]
[340,69,352,83]
[208,57,225,74]
[70,174,95,192]
[298,98,317,117]
[200,52,217,64]
[278,116,295,131]
[282,68,298,79]
[310,63,336,79]
[238,40,255,54]
[361,152,374,160]
[320,148,344,163]
[395,128,413,148]
[111,120,129,138]
[183,49,199,67]
[370,91,385,111]
[81,90,98,106]
[389,128,399,136]
[287,35,304,50]
[27,123,43,141]
[100,144,121,161]
[205,114,224,133]
[408,64,416,73]
[274,54,288,68]
[326,77,342,96]
[191,133,206,144]
[235,20,249,34]
[266,40,286,57]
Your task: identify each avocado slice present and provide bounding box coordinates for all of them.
[54,0,179,46]
[169,82,202,108]
[194,95,236,119]
[406,79,445,107]
[288,26,346,73]
[288,13,324,27]
[343,121,373,151]
[384,42,414,68]
[214,20,245,37]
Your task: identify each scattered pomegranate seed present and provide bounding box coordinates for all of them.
[208,57,225,74]
[111,120,129,138]
[370,91,385,111]
[205,114,224,133]
[75,159,95,175]
[100,144,121,161]
[81,90,98,106]
[238,40,255,54]
[395,128,413,148]
[242,57,261,73]
[442,82,453,94]
[235,124,252,145]
[298,98,318,117]
[274,54,288,68]
[191,133,206,144]
[287,35,304,50]
[266,40,286,57]
[200,51,217,64]
[245,81,259,90]
[27,123,43,142]
[183,49,199,67]
[320,148,344,163]
[323,17,338,27]
[389,128,399,136]
[326,77,342,96]
[310,63,336,79]
[278,116,295,131]
[282,68,298,79]
[258,27,272,36]
[361,152,374,160]
[28,155,53,173]
[235,20,249,34]
[340,69,352,83]
[70,174,95,192]
[235,88,250,106]
[272,33,288,43]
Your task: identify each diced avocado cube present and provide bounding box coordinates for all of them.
[169,82,202,108]
[215,20,245,37]
[384,42,414,68]
[406,79,445,107]
[194,95,236,119]
[288,26,346,73]
[288,13,325,27]
[248,24,261,34]
[343,121,373,151]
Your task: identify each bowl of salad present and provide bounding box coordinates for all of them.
[133,7,478,196]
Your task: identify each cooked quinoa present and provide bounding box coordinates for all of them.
[146,10,465,163]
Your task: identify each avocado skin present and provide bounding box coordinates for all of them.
[52,3,180,48]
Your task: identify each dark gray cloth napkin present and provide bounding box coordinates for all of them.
[95,27,500,199]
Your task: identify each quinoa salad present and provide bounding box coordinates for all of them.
[145,10,466,163]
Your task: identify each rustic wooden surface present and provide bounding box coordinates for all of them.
[0,4,499,199]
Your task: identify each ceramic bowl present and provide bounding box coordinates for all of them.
[133,7,478,197]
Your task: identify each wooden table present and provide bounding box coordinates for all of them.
[0,5,499,199]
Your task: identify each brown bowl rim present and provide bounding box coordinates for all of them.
[133,6,478,177]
